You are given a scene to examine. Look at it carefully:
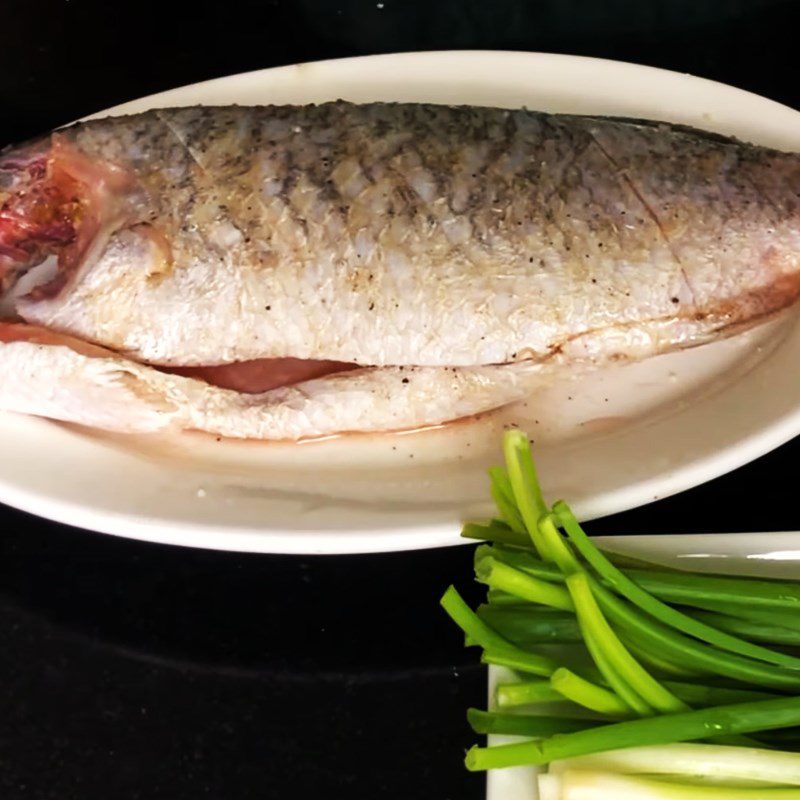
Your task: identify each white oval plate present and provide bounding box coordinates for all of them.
[486,531,800,800]
[2,50,800,554]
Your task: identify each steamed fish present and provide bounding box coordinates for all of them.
[0,102,798,439]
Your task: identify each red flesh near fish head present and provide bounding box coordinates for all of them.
[0,135,138,299]
[0,145,74,289]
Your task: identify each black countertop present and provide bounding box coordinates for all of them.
[1,1,800,797]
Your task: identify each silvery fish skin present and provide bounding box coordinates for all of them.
[7,102,800,366]
[0,101,799,439]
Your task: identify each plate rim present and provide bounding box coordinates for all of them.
[89,49,800,124]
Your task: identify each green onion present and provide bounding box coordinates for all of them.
[475,557,574,611]
[549,742,800,785]
[443,428,800,785]
[536,774,561,800]
[486,545,565,581]
[485,588,526,605]
[496,679,562,708]
[494,677,777,710]
[439,585,557,676]
[461,521,530,547]
[488,466,527,535]
[687,601,800,634]
[581,618,652,715]
[503,429,548,554]
[487,545,800,616]
[557,503,800,670]
[532,677,771,707]
[536,507,685,713]
[662,682,778,706]
[620,631,711,679]
[480,649,557,676]
[473,542,495,568]
[476,605,583,644]
[689,609,800,647]
[550,668,631,717]
[467,708,597,736]
[618,569,800,611]
[465,695,800,770]
[594,582,800,691]
[546,770,800,798]
[538,512,581,574]
[567,573,687,714]
[440,585,515,651]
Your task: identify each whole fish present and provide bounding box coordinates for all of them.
[0,102,799,439]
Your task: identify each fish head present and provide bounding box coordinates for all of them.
[0,133,148,303]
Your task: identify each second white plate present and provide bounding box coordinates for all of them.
[486,531,800,800]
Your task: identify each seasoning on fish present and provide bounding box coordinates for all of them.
[1,102,799,439]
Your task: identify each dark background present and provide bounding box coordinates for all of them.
[2,1,800,798]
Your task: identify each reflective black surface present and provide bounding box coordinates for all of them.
[1,1,800,797]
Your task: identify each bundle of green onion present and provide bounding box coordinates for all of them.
[441,429,800,797]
